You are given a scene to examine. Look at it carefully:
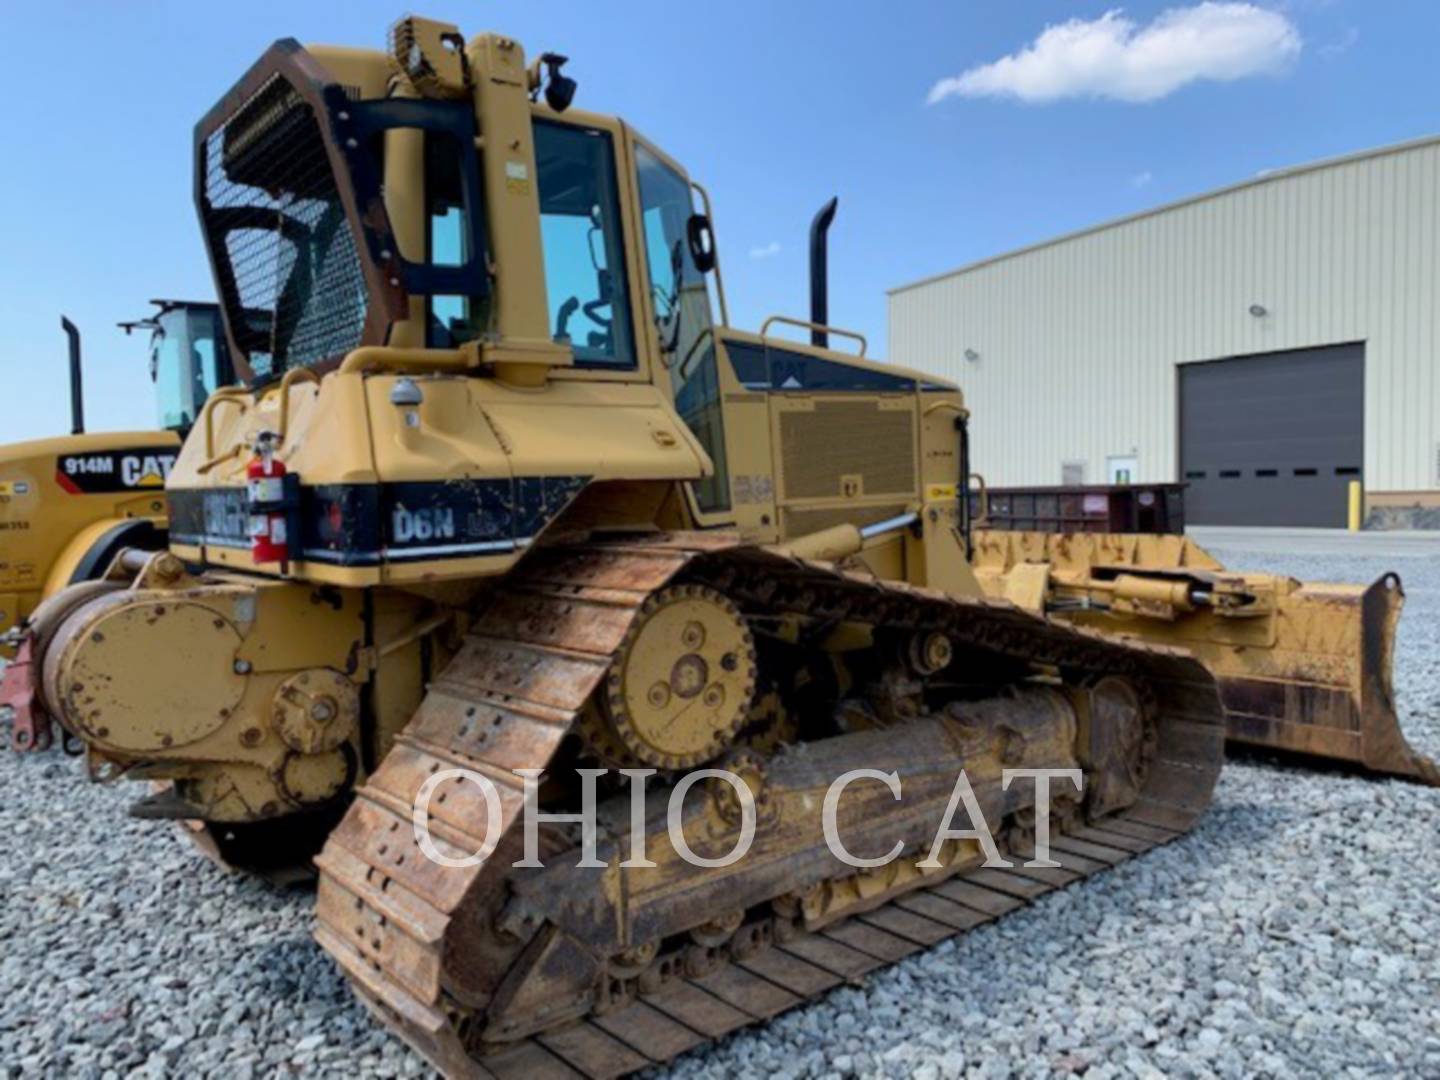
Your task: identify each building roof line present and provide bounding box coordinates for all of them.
[887,131,1440,296]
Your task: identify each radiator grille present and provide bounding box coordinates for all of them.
[200,73,368,379]
[778,400,916,500]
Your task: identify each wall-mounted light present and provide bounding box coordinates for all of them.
[964,348,980,362]
[1248,303,1268,318]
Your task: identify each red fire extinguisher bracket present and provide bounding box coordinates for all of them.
[246,432,294,565]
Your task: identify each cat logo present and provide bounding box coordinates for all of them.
[56,448,178,495]
[121,455,169,488]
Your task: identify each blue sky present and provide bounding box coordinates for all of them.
[0,0,1431,440]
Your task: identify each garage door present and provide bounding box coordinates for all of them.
[1179,344,1363,527]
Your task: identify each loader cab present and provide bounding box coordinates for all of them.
[122,300,235,434]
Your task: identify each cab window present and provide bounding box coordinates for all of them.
[152,331,190,430]
[636,143,728,513]
[426,131,488,348]
[147,305,233,432]
[187,311,223,413]
[535,121,636,369]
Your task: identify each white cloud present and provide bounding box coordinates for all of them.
[749,241,782,259]
[927,3,1302,105]
[1129,169,1154,188]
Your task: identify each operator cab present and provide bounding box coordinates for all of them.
[120,300,235,433]
[189,29,962,566]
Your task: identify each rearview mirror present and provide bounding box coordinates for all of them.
[687,213,717,274]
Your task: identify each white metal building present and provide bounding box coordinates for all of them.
[888,134,1440,528]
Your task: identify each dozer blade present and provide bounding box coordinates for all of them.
[313,533,1225,1078]
[1216,572,1437,784]
[971,529,1438,786]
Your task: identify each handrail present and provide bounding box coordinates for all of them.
[969,472,990,526]
[690,181,730,327]
[338,345,477,376]
[759,315,867,357]
[203,391,249,461]
[677,327,715,379]
[197,443,243,476]
[276,367,320,446]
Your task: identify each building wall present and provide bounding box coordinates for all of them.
[887,137,1440,502]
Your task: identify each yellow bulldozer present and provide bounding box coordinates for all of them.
[0,16,1424,1078]
[0,301,234,686]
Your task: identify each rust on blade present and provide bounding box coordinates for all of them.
[975,528,1435,787]
[1222,573,1437,785]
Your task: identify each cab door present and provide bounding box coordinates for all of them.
[629,136,737,526]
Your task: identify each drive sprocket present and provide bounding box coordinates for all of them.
[582,583,757,769]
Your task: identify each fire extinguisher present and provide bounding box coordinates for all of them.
[246,431,288,565]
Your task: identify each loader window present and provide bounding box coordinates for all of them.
[192,335,222,397]
[637,144,728,513]
[152,331,190,430]
[151,304,234,432]
[534,121,636,369]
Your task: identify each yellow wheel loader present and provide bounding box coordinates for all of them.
[0,16,1387,1077]
[0,301,234,690]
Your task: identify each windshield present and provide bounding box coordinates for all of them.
[151,306,232,432]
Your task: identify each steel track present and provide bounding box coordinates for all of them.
[314,533,1223,1078]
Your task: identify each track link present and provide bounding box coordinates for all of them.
[473,808,1195,1079]
[315,533,1224,1078]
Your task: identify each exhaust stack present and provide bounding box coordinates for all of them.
[61,316,84,435]
[809,197,838,348]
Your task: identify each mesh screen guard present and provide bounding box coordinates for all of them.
[202,76,368,379]
[194,40,489,382]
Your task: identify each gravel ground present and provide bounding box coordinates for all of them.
[2,541,1437,1079]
